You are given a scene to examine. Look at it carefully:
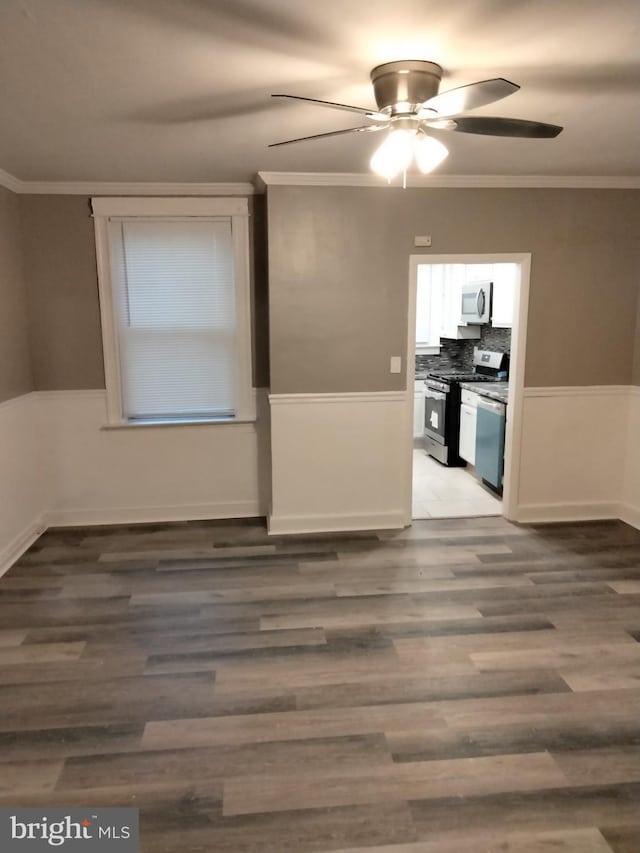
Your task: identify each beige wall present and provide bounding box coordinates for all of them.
[0,185,33,403]
[267,186,640,393]
[18,194,269,390]
[20,195,105,390]
[11,187,639,394]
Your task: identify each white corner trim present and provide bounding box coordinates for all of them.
[269,391,407,405]
[0,516,47,579]
[523,385,631,398]
[267,509,406,536]
[256,171,640,189]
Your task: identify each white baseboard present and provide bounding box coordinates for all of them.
[515,501,621,524]
[45,501,262,528]
[0,516,47,579]
[268,510,406,536]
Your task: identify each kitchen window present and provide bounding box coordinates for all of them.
[92,197,254,426]
[415,264,443,353]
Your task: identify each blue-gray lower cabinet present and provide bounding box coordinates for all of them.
[475,399,506,489]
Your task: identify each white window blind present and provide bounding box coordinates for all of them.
[109,217,237,421]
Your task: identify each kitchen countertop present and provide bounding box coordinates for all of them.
[459,381,510,405]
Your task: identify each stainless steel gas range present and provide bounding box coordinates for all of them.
[423,349,508,466]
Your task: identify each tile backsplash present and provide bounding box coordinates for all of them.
[416,326,511,375]
[416,338,472,374]
[475,325,512,354]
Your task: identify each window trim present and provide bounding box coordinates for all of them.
[92,196,254,427]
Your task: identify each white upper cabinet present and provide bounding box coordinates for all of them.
[415,262,516,349]
[435,264,481,340]
[490,263,517,328]
[465,261,516,328]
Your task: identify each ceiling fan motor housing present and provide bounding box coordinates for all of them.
[370,60,443,114]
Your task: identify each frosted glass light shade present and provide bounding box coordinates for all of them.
[414,134,449,173]
[370,129,414,179]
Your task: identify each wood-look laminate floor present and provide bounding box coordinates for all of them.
[1,516,639,852]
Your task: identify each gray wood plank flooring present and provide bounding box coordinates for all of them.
[0,516,639,852]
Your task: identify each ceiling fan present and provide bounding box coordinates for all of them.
[269,61,563,178]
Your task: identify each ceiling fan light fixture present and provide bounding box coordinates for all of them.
[414,133,449,174]
[370,128,448,179]
[370,128,414,179]
[270,60,562,162]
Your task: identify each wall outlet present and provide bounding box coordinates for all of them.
[414,235,432,247]
[390,356,402,374]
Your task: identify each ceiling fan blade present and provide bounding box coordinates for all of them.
[272,94,388,121]
[420,78,519,117]
[269,125,384,148]
[444,116,563,138]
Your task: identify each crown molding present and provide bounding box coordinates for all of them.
[0,170,256,196]
[23,181,256,196]
[256,171,640,189]
[2,166,638,195]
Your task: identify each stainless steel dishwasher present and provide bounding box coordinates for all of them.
[475,397,506,493]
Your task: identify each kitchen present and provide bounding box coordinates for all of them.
[412,260,516,519]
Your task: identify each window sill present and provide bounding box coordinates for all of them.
[416,345,441,355]
[101,416,257,430]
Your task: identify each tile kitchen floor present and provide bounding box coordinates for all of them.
[412,447,502,519]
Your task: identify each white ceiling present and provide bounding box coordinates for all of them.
[0,0,639,182]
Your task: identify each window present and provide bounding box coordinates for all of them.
[415,264,443,353]
[92,198,254,426]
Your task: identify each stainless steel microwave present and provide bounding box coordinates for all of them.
[461,281,492,324]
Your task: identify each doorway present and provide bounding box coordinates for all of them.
[404,253,531,524]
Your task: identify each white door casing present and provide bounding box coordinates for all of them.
[406,253,531,525]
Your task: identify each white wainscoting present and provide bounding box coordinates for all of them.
[0,393,48,576]
[2,385,639,574]
[621,386,640,529]
[37,390,265,527]
[268,392,408,534]
[516,386,632,524]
